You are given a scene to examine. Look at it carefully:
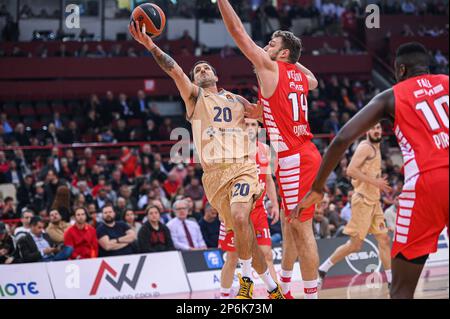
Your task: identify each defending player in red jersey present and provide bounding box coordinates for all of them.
[218,0,321,299]
[296,42,449,299]
[218,118,280,299]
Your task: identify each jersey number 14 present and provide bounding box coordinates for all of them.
[288,92,308,122]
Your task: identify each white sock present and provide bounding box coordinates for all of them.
[259,269,278,292]
[220,287,231,299]
[319,257,334,273]
[303,279,318,299]
[385,269,392,284]
[279,269,293,294]
[239,258,253,278]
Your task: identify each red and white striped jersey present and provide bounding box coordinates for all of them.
[258,61,313,153]
[393,74,449,183]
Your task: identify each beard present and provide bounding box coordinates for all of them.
[368,135,382,143]
[104,216,114,224]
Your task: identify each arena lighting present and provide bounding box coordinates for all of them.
[211,0,217,4]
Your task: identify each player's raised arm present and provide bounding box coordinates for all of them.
[291,89,395,219]
[217,0,274,71]
[295,62,318,90]
[129,22,199,106]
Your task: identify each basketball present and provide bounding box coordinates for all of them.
[131,3,166,38]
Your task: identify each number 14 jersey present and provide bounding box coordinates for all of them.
[259,61,313,153]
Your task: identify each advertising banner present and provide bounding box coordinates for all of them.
[0,263,54,299]
[46,252,190,299]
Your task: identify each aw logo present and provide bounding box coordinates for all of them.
[89,256,146,295]
[345,238,381,274]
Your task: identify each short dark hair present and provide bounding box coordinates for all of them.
[189,60,217,81]
[272,30,302,64]
[74,206,88,216]
[102,204,115,213]
[396,42,430,68]
[4,196,13,203]
[145,205,160,215]
[30,216,43,227]
[21,209,35,218]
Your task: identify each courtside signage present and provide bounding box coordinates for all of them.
[0,263,54,299]
[46,252,189,299]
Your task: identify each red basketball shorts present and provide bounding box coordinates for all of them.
[392,167,449,260]
[276,141,322,222]
[218,206,271,252]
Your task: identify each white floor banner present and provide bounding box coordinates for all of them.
[46,252,190,299]
[0,263,54,299]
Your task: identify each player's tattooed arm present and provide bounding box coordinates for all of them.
[129,21,199,105]
[149,46,176,73]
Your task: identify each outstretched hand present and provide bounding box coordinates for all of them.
[244,100,263,120]
[128,20,154,50]
[288,190,323,223]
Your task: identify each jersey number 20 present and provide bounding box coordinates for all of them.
[416,95,449,130]
[288,92,308,122]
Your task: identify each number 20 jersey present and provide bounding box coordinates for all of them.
[259,61,313,153]
[392,74,449,182]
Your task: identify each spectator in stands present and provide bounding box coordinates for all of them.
[132,90,149,116]
[0,151,10,183]
[64,207,98,259]
[55,43,72,57]
[138,205,174,253]
[0,113,13,134]
[118,93,134,118]
[0,196,16,220]
[127,47,139,57]
[100,91,118,124]
[143,119,158,141]
[96,204,136,257]
[158,118,174,141]
[401,0,417,14]
[87,203,100,227]
[13,123,30,146]
[13,209,34,239]
[120,147,138,178]
[46,209,70,245]
[199,204,220,248]
[322,111,341,135]
[94,188,109,211]
[402,24,415,37]
[184,176,204,205]
[163,172,182,201]
[32,181,46,214]
[123,209,142,235]
[11,46,28,57]
[113,119,130,142]
[312,203,331,239]
[76,43,91,57]
[435,50,449,66]
[16,216,73,262]
[0,222,15,264]
[60,121,81,144]
[184,195,202,222]
[94,44,107,58]
[5,160,23,187]
[167,199,207,251]
[51,185,71,222]
[16,174,34,213]
[110,43,124,57]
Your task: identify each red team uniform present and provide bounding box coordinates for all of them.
[392,74,449,260]
[259,61,321,221]
[219,142,272,251]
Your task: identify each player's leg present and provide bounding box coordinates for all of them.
[319,193,372,284]
[258,245,277,282]
[280,210,298,298]
[390,254,427,299]
[374,234,392,285]
[220,250,239,299]
[290,218,320,299]
[218,226,238,299]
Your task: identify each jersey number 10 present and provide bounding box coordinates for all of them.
[416,95,449,130]
[288,92,308,122]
